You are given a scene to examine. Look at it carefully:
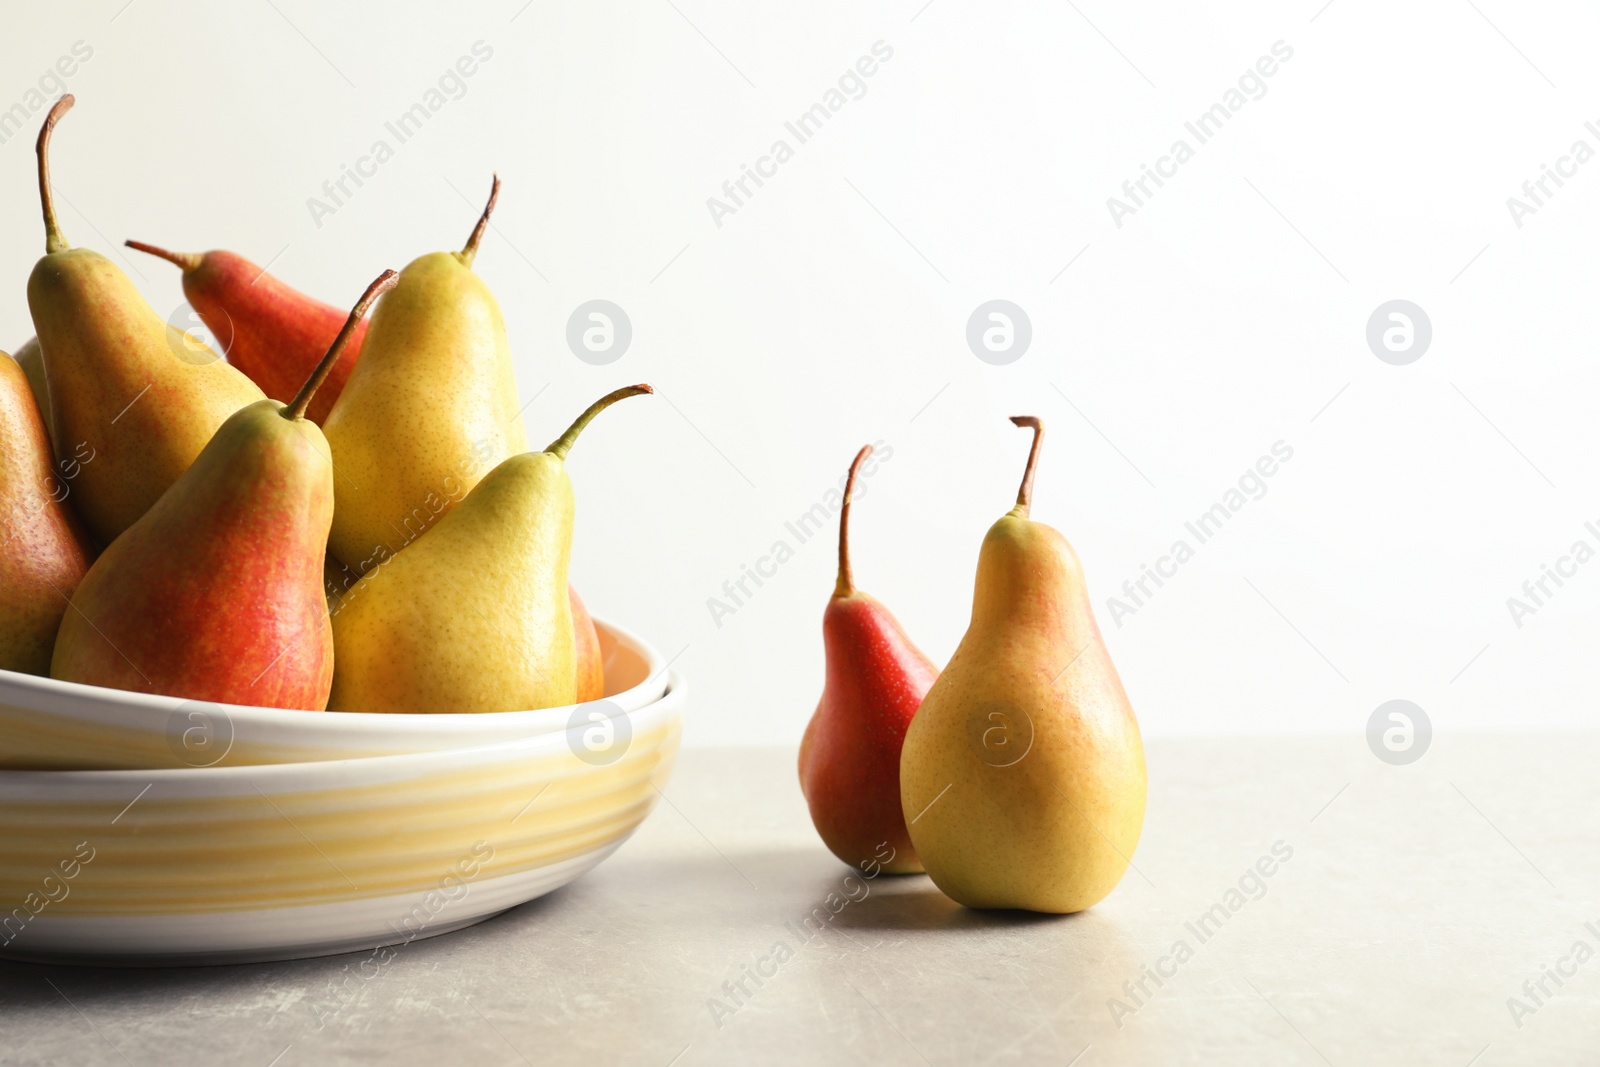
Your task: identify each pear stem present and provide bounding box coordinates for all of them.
[835,445,872,597]
[1010,415,1043,515]
[36,95,74,256]
[460,174,501,267]
[125,240,201,272]
[545,384,653,460]
[284,269,398,421]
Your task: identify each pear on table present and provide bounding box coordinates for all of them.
[0,351,94,675]
[126,241,371,427]
[899,416,1146,913]
[799,444,936,874]
[26,95,265,546]
[323,175,528,574]
[51,270,399,711]
[328,385,652,715]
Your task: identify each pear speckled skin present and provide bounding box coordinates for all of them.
[0,353,94,674]
[51,401,336,709]
[49,269,395,711]
[328,450,575,714]
[900,420,1146,913]
[323,181,527,572]
[10,338,53,454]
[27,98,264,547]
[127,243,370,427]
[328,385,650,714]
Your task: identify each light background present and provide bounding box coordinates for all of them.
[1,0,1595,747]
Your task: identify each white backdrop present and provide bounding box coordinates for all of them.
[3,1,1596,747]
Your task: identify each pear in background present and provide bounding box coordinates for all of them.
[799,444,935,874]
[569,585,605,702]
[125,241,371,426]
[26,96,265,545]
[11,338,53,455]
[0,352,93,674]
[329,386,651,714]
[323,176,527,572]
[899,417,1146,913]
[52,271,397,710]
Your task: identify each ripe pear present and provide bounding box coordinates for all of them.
[0,352,94,674]
[323,176,528,573]
[569,585,605,701]
[125,241,372,427]
[799,444,936,874]
[11,338,54,455]
[51,271,398,710]
[327,385,652,714]
[899,417,1146,913]
[26,96,265,546]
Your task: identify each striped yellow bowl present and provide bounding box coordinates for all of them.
[0,618,668,770]
[0,674,683,966]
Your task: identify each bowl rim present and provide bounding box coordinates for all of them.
[0,672,685,790]
[0,614,666,729]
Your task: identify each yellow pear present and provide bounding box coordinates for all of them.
[11,338,53,455]
[322,176,528,573]
[899,416,1146,913]
[26,96,265,545]
[327,385,651,714]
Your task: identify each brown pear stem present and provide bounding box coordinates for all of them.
[836,445,872,597]
[284,269,398,421]
[546,384,653,460]
[1009,415,1043,515]
[460,174,501,267]
[125,240,201,272]
[37,95,74,255]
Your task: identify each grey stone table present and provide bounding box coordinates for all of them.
[2,735,1596,1066]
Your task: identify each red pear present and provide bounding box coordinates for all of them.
[798,445,937,874]
[126,242,368,426]
[51,270,397,709]
[0,352,94,674]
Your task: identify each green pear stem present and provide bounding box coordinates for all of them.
[1009,415,1043,516]
[460,174,501,267]
[284,269,399,421]
[545,384,653,460]
[37,94,74,256]
[125,240,201,272]
[835,444,872,597]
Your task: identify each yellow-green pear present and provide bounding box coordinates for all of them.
[26,96,265,545]
[899,416,1146,913]
[322,176,528,574]
[328,385,652,714]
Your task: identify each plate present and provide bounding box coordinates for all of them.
[0,618,668,769]
[0,674,683,965]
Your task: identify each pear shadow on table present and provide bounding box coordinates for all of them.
[827,872,1080,933]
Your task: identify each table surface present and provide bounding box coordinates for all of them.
[1,734,1593,1066]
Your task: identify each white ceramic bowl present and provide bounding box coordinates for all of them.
[0,673,683,965]
[0,617,668,770]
